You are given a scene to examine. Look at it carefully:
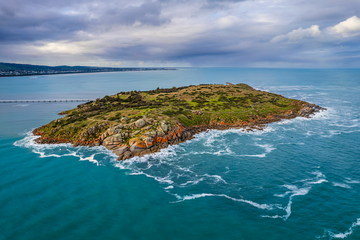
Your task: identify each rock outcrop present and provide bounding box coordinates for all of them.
[102,103,324,160]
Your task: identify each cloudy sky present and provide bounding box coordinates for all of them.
[1,0,360,67]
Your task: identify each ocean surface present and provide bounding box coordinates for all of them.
[1,68,360,240]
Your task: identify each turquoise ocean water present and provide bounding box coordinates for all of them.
[1,68,360,240]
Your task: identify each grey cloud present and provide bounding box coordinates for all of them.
[107,1,170,26]
[200,0,246,10]
[1,0,360,68]
[0,6,15,17]
[0,11,89,42]
[0,0,170,44]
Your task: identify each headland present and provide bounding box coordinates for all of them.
[33,83,326,160]
[0,62,176,77]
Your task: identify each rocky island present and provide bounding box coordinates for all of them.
[33,83,326,160]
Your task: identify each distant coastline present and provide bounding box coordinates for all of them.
[0,62,176,78]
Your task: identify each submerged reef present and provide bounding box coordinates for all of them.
[33,83,326,160]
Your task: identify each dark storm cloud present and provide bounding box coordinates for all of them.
[0,0,169,43]
[1,0,360,67]
[0,11,88,42]
[0,2,87,42]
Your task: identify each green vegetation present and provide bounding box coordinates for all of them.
[36,83,306,143]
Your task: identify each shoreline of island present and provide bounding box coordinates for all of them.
[33,103,326,161]
[31,83,327,161]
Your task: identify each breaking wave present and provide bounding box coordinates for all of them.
[320,218,360,239]
[345,178,360,184]
[332,182,351,189]
[172,193,278,210]
[263,171,328,220]
[14,131,117,166]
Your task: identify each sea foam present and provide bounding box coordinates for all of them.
[173,193,276,210]
[14,131,117,166]
[266,171,328,220]
[323,218,360,239]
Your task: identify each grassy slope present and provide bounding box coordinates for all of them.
[35,83,305,144]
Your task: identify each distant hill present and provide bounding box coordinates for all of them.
[0,62,176,77]
[0,62,125,71]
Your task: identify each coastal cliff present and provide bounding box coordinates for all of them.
[33,83,326,160]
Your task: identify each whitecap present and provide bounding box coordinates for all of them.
[330,123,360,128]
[244,153,268,158]
[332,182,351,189]
[306,106,334,120]
[345,178,360,184]
[270,171,327,220]
[281,186,311,220]
[213,147,234,156]
[262,215,284,219]
[155,176,174,184]
[202,130,223,147]
[321,129,360,138]
[180,178,204,187]
[308,179,328,185]
[274,192,291,198]
[79,154,99,166]
[257,143,276,152]
[243,143,276,158]
[173,193,275,210]
[325,218,360,239]
[14,131,115,165]
[312,171,326,179]
[127,170,174,185]
[184,148,233,157]
[13,104,30,107]
[178,174,227,187]
[203,174,227,184]
[221,194,276,210]
[175,165,196,174]
[117,144,181,168]
[127,171,144,176]
[196,126,276,138]
[178,193,215,201]
[295,171,327,185]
